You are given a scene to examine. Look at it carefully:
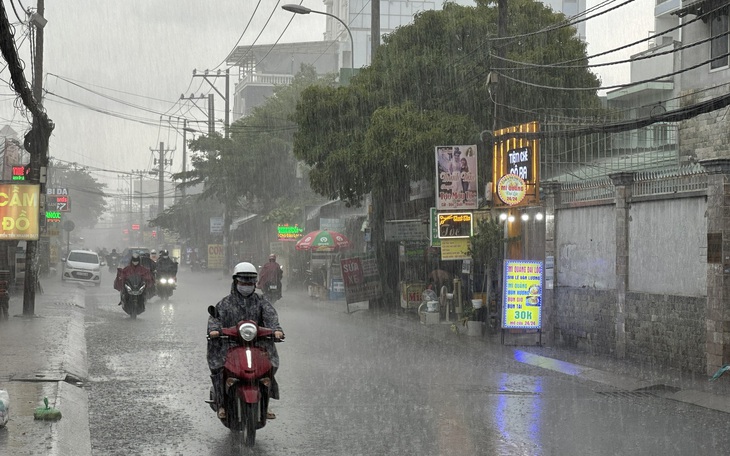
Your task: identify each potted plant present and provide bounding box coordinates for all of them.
[467,217,520,329]
[450,301,482,336]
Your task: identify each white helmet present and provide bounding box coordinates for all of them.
[232,262,257,281]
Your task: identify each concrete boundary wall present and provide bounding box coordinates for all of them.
[547,166,711,373]
[628,196,707,296]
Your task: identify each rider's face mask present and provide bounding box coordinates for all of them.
[236,278,255,296]
[131,260,139,266]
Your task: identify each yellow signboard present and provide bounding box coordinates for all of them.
[207,244,224,269]
[440,238,470,260]
[437,212,473,238]
[0,184,40,240]
[492,121,540,208]
[501,260,543,329]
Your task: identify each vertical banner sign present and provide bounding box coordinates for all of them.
[492,122,540,208]
[210,216,224,234]
[501,260,543,329]
[0,183,40,240]
[207,244,225,269]
[435,144,478,210]
[429,207,441,247]
[340,255,383,304]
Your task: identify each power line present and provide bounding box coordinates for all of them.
[494,49,730,92]
[226,0,283,70]
[214,0,264,70]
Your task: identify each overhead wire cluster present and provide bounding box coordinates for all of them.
[3,0,728,165]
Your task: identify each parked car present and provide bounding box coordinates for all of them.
[62,250,102,286]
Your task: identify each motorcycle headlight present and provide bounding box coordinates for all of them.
[159,278,167,284]
[238,322,257,341]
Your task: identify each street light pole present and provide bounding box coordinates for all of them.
[282,4,354,71]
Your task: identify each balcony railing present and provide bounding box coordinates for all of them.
[237,73,295,87]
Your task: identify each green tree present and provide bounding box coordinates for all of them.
[151,195,224,248]
[469,217,509,309]
[50,162,107,229]
[291,1,600,304]
[156,66,335,252]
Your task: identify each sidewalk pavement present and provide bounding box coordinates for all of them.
[332,298,730,415]
[0,279,91,456]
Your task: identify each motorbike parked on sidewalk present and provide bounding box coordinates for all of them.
[206,306,280,447]
[156,274,176,300]
[121,274,146,319]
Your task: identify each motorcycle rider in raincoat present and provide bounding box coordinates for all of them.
[207,262,285,420]
[114,253,154,304]
[257,254,283,299]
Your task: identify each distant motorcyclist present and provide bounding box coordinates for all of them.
[258,254,283,299]
[156,249,178,276]
[107,249,120,267]
[207,262,284,420]
[150,249,159,263]
[114,253,154,304]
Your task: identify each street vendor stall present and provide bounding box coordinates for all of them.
[295,229,352,300]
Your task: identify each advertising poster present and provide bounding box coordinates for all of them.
[440,238,470,260]
[501,260,543,329]
[435,144,478,210]
[437,212,473,238]
[0,183,40,240]
[340,255,383,304]
[492,122,540,208]
[207,244,224,269]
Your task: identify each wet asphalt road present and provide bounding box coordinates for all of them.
[82,269,730,456]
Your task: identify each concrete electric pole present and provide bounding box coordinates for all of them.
[22,1,50,316]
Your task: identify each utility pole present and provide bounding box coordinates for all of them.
[150,142,174,217]
[371,0,380,62]
[182,119,189,198]
[150,142,173,245]
[130,170,146,245]
[22,1,50,316]
[192,69,229,137]
[192,68,231,276]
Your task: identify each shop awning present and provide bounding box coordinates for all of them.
[230,213,258,231]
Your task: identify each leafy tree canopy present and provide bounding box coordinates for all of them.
[151,195,223,247]
[293,0,602,206]
[51,162,107,229]
[171,65,336,218]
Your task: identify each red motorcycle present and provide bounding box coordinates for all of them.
[206,306,281,447]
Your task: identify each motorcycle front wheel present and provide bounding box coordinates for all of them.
[234,398,257,447]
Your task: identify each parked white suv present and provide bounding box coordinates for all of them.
[62,250,101,286]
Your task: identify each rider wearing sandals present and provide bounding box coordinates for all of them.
[207,262,285,420]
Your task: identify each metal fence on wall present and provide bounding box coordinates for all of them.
[538,114,680,183]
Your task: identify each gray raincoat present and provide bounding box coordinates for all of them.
[206,283,282,371]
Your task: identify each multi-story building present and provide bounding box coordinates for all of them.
[228,0,480,123]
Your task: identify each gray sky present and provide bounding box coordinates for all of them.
[0,0,655,189]
[0,0,326,185]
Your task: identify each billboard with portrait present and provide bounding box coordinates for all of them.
[435,145,478,210]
